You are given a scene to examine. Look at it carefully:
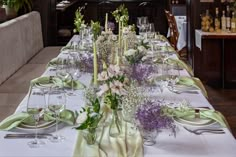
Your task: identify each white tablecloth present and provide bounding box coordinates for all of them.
[0,35,236,157]
[167,16,187,51]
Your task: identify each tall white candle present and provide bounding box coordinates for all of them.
[93,42,98,86]
[105,13,108,32]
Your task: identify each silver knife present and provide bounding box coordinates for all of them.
[4,133,52,139]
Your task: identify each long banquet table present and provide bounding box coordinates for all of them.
[0,35,236,157]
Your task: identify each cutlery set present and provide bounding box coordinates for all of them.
[167,85,199,94]
[183,127,225,135]
[4,133,53,139]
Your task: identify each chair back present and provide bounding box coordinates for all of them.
[165,10,179,50]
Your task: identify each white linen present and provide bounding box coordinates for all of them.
[0,35,236,157]
[167,16,187,51]
[195,29,202,50]
[195,29,236,50]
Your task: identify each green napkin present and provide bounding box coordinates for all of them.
[162,106,230,129]
[0,109,77,131]
[150,75,208,98]
[166,58,194,76]
[47,58,62,67]
[31,76,85,90]
[177,76,208,98]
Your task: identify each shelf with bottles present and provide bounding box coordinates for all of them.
[201,4,236,33]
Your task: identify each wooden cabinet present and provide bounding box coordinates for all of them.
[194,30,236,88]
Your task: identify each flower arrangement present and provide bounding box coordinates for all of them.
[135,101,176,133]
[112,4,129,26]
[111,4,130,65]
[124,45,146,65]
[91,21,101,41]
[97,64,128,110]
[128,64,155,84]
[96,31,118,64]
[73,7,86,33]
[121,81,146,121]
[75,97,103,144]
[122,24,136,35]
[91,21,101,85]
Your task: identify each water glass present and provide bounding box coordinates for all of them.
[48,87,66,142]
[27,86,46,148]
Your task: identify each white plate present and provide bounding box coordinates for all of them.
[20,120,55,129]
[174,108,217,127]
[35,83,54,88]
[15,121,57,133]
[174,116,216,127]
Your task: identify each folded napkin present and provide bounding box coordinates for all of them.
[31,76,85,90]
[177,76,208,98]
[47,58,63,67]
[73,119,143,157]
[152,75,207,97]
[162,106,230,129]
[0,109,76,131]
[166,58,194,76]
[155,35,168,42]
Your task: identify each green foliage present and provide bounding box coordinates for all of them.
[75,98,102,130]
[125,51,144,65]
[3,0,32,12]
[73,7,85,33]
[91,20,101,41]
[112,4,129,26]
[104,92,120,110]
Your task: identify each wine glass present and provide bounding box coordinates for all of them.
[56,58,71,87]
[147,23,155,39]
[48,87,66,143]
[27,86,46,148]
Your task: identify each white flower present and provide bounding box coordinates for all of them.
[143,39,149,44]
[76,112,88,124]
[98,71,109,81]
[124,49,136,56]
[137,46,146,53]
[108,64,122,77]
[97,36,105,43]
[111,35,118,41]
[97,83,109,96]
[120,15,125,22]
[123,27,129,34]
[110,80,127,96]
[89,112,99,118]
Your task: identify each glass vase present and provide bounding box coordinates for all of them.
[109,109,122,138]
[82,128,97,145]
[139,128,159,146]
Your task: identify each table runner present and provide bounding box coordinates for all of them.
[73,122,143,157]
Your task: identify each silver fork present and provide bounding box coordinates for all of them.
[168,86,199,94]
[183,127,225,135]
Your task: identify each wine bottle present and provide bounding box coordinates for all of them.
[226,5,231,31]
[221,10,227,32]
[231,12,236,33]
[215,8,221,32]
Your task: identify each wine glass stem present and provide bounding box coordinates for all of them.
[56,112,59,133]
[71,78,74,92]
[35,121,38,141]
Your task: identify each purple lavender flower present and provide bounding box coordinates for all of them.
[79,54,103,73]
[136,101,176,132]
[127,64,155,84]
